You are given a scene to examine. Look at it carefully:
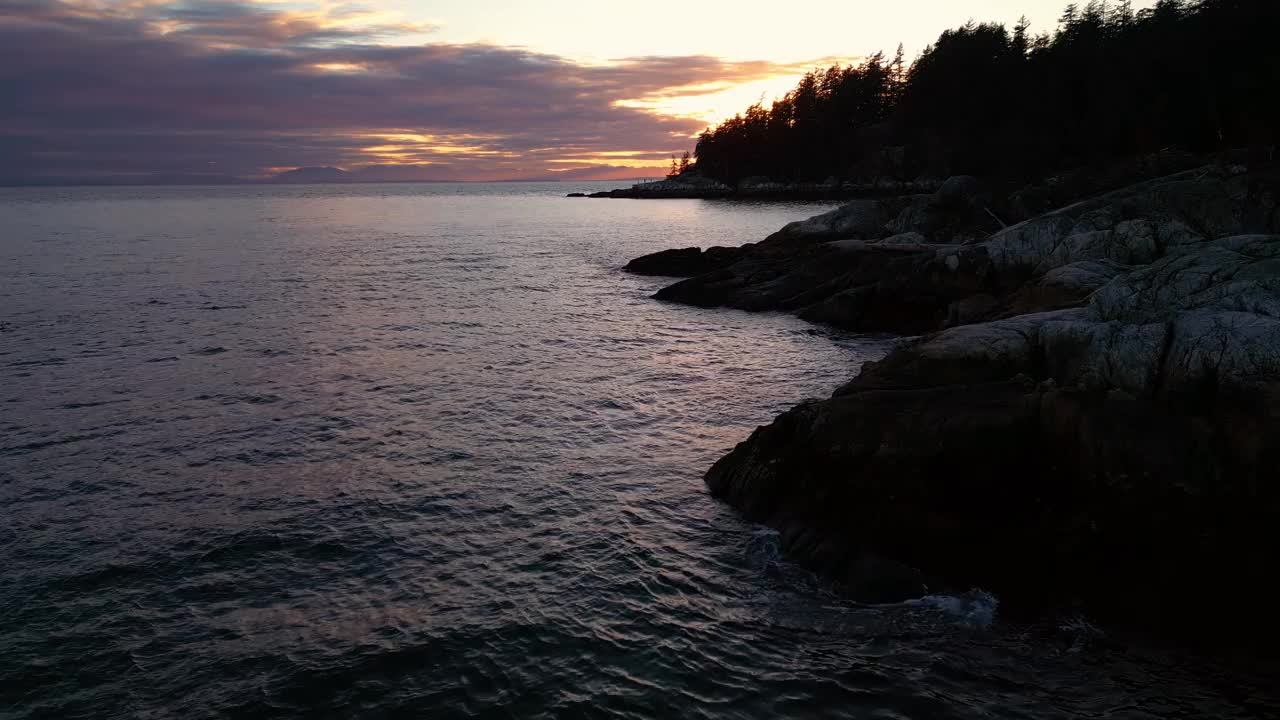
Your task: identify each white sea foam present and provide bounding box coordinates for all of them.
[908,589,1001,629]
[744,526,785,571]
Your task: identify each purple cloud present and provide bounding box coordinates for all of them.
[0,0,825,182]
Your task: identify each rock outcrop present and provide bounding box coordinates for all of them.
[623,246,747,277]
[761,175,998,245]
[597,175,942,200]
[593,176,733,199]
[657,166,1278,335]
[706,236,1280,638]
[633,162,1280,645]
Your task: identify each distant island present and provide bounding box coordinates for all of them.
[622,0,1280,652]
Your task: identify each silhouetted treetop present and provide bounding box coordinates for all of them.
[691,0,1279,184]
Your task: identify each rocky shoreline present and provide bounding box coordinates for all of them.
[580,150,1216,203]
[573,175,943,200]
[626,161,1280,647]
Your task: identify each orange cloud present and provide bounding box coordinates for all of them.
[0,0,851,182]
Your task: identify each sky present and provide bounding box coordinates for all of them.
[0,0,1156,184]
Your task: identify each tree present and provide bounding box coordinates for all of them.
[678,151,691,174]
[689,0,1280,184]
[1013,15,1031,56]
[1110,0,1134,28]
[1059,3,1080,36]
[891,43,907,97]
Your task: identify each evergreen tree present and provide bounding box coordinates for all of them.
[1111,0,1134,27]
[1012,16,1031,56]
[688,0,1280,184]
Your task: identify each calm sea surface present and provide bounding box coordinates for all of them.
[1,183,1275,719]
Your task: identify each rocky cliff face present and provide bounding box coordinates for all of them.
[631,162,1280,645]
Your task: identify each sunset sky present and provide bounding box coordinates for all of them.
[1,0,1156,183]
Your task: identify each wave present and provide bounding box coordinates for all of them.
[906,589,1000,629]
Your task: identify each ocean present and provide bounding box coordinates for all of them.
[1,182,1274,718]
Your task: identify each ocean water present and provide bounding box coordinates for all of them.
[0,182,1275,719]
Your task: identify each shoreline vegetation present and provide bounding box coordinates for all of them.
[590,0,1277,203]
[620,0,1280,653]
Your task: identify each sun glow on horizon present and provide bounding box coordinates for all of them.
[618,73,830,133]
[544,157,665,168]
[308,62,368,73]
[10,0,1159,183]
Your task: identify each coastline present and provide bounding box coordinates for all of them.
[576,178,942,201]
[625,158,1280,650]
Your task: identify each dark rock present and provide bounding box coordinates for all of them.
[764,199,894,244]
[604,176,734,199]
[997,260,1126,319]
[757,175,999,246]
[935,174,991,206]
[655,237,986,333]
[707,374,1047,606]
[624,246,746,277]
[566,192,587,197]
[737,176,787,194]
[653,240,946,330]
[595,175,945,201]
[632,161,1280,645]
[944,293,1001,328]
[705,230,1280,643]
[649,164,1280,336]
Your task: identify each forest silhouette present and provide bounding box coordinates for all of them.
[692,0,1279,184]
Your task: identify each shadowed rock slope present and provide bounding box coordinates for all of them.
[632,163,1280,645]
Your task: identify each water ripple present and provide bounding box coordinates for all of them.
[1,183,1275,719]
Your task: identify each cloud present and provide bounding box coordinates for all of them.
[0,0,830,182]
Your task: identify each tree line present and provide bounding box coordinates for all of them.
[691,0,1280,184]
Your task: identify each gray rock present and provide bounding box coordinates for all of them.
[694,175,1280,643]
[936,174,990,205]
[883,176,996,242]
[982,167,1248,273]
[883,194,936,236]
[1039,318,1170,395]
[875,231,930,247]
[1090,235,1280,323]
[765,200,890,244]
[944,294,1001,328]
[1041,260,1126,295]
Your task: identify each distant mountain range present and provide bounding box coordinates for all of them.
[270,166,354,183]
[269,166,453,183]
[268,165,661,184]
